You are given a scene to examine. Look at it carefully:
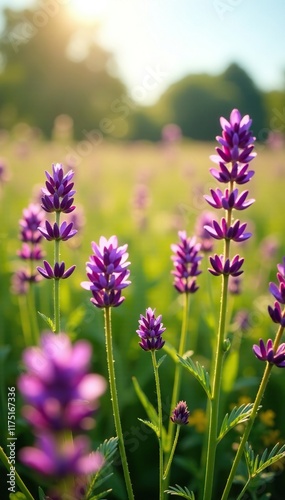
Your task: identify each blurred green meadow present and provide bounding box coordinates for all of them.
[1,133,285,499]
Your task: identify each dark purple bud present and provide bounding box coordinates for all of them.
[170,400,190,425]
[37,260,76,280]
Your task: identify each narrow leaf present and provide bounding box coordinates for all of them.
[157,354,167,368]
[138,418,159,437]
[38,311,55,332]
[38,488,46,500]
[86,437,118,498]
[132,376,159,423]
[177,355,211,398]
[244,442,285,478]
[217,403,255,443]
[165,484,195,499]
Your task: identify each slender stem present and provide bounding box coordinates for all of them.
[104,307,135,500]
[166,293,190,457]
[221,323,284,500]
[151,350,164,500]
[202,272,229,500]
[0,446,35,500]
[54,211,60,333]
[18,294,33,346]
[27,282,39,344]
[163,425,181,480]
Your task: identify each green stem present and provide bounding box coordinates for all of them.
[151,350,164,500]
[202,273,229,500]
[104,307,135,500]
[0,446,35,500]
[54,212,60,333]
[163,425,180,480]
[166,293,190,457]
[221,323,284,500]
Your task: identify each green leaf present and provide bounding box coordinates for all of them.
[9,494,27,500]
[222,349,239,393]
[132,377,168,449]
[138,418,159,436]
[87,490,112,500]
[157,354,167,368]
[38,311,55,332]
[132,376,159,423]
[38,488,46,500]
[86,437,118,499]
[177,355,211,399]
[165,484,195,499]
[244,442,285,478]
[217,403,255,443]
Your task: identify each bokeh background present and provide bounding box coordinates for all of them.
[1,1,285,499]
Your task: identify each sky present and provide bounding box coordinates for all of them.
[0,0,285,105]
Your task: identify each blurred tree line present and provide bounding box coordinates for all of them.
[0,1,284,142]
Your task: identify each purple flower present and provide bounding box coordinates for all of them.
[204,218,251,242]
[81,236,131,308]
[210,109,256,165]
[170,401,190,425]
[268,301,285,326]
[11,269,40,295]
[18,332,106,431]
[37,260,76,280]
[41,163,75,214]
[204,188,255,211]
[19,434,104,477]
[136,307,166,351]
[38,220,77,241]
[18,243,45,261]
[269,280,285,305]
[253,339,285,368]
[171,231,202,294]
[161,123,182,143]
[209,162,255,185]
[208,254,244,277]
[19,203,45,244]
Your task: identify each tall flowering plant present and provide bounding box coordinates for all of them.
[2,110,285,500]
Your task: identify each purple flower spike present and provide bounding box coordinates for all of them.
[253,339,285,368]
[136,307,166,351]
[38,220,77,241]
[204,218,251,242]
[209,254,244,277]
[19,434,104,477]
[41,163,76,214]
[210,109,256,165]
[204,188,255,211]
[37,260,76,280]
[82,236,131,308]
[19,203,45,244]
[171,231,202,294]
[18,332,107,431]
[170,400,190,425]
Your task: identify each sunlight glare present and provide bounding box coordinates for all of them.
[68,0,114,22]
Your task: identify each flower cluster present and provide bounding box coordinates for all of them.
[18,332,106,479]
[11,203,45,295]
[171,400,190,425]
[171,231,202,293]
[41,163,75,214]
[37,163,76,281]
[82,236,131,308]
[205,109,256,277]
[136,307,166,351]
[253,339,285,368]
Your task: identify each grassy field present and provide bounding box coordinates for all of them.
[1,135,285,499]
